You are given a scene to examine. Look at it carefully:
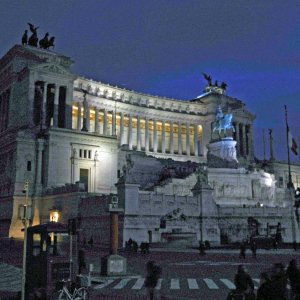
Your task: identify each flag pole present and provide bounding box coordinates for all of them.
[284,105,293,189]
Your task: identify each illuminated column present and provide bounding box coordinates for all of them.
[145,117,149,152]
[235,122,240,156]
[112,110,116,135]
[53,84,59,127]
[77,103,82,131]
[28,76,36,127]
[103,109,108,135]
[162,120,166,153]
[120,112,124,145]
[36,139,44,188]
[242,124,246,156]
[137,115,141,151]
[153,119,158,152]
[86,103,90,132]
[170,121,174,154]
[194,124,198,156]
[128,114,133,150]
[186,122,190,156]
[178,122,182,155]
[95,108,100,133]
[42,82,48,127]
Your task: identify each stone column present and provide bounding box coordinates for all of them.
[249,125,254,160]
[137,115,141,151]
[112,110,116,135]
[186,122,190,156]
[120,112,124,146]
[53,84,59,127]
[77,102,82,131]
[103,109,108,135]
[194,124,199,156]
[242,124,246,156]
[65,85,73,129]
[86,103,90,132]
[178,122,182,155]
[42,82,48,127]
[35,139,44,188]
[128,114,133,150]
[145,117,149,152]
[28,76,36,127]
[110,213,119,255]
[170,121,174,154]
[95,108,100,133]
[235,122,240,156]
[162,120,166,153]
[153,119,158,152]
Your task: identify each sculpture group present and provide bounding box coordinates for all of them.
[21,23,55,50]
[202,73,227,90]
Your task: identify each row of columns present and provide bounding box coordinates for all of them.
[234,122,252,157]
[76,103,201,156]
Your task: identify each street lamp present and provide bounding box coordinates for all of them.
[21,180,31,300]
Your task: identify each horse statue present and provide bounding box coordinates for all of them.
[212,113,235,136]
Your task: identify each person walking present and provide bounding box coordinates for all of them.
[256,272,270,300]
[266,263,288,300]
[234,265,255,299]
[250,241,257,259]
[286,259,300,300]
[145,261,161,300]
[239,241,246,259]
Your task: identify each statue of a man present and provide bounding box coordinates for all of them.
[215,106,224,125]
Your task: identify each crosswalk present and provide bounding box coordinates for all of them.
[0,263,22,292]
[93,277,262,291]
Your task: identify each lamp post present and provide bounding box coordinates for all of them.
[21,180,31,300]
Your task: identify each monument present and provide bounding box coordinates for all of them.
[207,106,238,168]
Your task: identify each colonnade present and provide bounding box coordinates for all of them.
[73,103,203,157]
[233,122,253,157]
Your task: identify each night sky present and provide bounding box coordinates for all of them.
[1,1,299,162]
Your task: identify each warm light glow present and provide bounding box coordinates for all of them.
[50,211,59,222]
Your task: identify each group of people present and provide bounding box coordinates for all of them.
[227,260,300,300]
[125,238,150,254]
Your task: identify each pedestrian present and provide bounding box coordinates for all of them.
[273,239,278,250]
[78,249,86,274]
[267,262,288,300]
[256,272,270,300]
[88,236,93,248]
[234,265,255,299]
[293,241,297,251]
[145,260,161,300]
[239,241,246,259]
[286,259,300,299]
[199,241,206,255]
[250,241,257,259]
[132,240,138,253]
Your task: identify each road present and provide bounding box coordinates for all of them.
[89,248,300,299]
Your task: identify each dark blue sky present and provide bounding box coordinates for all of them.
[1,1,299,162]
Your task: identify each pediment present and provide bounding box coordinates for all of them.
[30,62,76,79]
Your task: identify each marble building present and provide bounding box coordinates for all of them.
[0,44,299,244]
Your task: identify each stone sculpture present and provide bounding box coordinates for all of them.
[212,106,235,137]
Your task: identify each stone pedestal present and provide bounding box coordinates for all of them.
[207,138,238,168]
[101,254,127,276]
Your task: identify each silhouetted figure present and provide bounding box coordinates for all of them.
[286,259,300,299]
[256,272,270,300]
[199,241,206,255]
[214,80,218,86]
[202,73,212,86]
[250,241,257,259]
[47,36,55,49]
[88,236,93,248]
[78,249,86,274]
[221,81,227,90]
[239,241,246,259]
[28,22,39,34]
[293,241,297,251]
[145,261,161,300]
[39,32,49,49]
[234,265,255,299]
[132,240,138,253]
[28,32,38,47]
[22,30,28,45]
[267,263,288,300]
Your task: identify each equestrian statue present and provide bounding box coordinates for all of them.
[212,106,235,137]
